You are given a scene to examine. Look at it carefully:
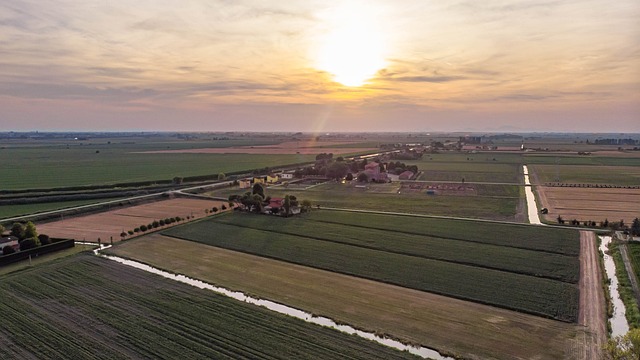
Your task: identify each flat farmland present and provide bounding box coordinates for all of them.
[38,198,227,242]
[163,211,580,322]
[530,164,640,186]
[209,212,579,282]
[137,140,375,155]
[536,186,640,224]
[211,182,521,220]
[0,198,122,219]
[0,254,416,360]
[0,143,316,190]
[415,162,521,183]
[108,235,582,360]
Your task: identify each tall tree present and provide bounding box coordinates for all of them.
[252,183,265,199]
[11,223,25,240]
[24,221,38,240]
[283,195,291,217]
[632,218,640,236]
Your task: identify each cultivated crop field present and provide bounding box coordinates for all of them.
[0,138,317,190]
[531,164,640,186]
[0,254,417,360]
[38,198,227,242]
[109,234,582,360]
[536,186,640,224]
[163,211,580,322]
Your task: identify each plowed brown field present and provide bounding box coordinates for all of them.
[536,186,640,224]
[38,198,227,242]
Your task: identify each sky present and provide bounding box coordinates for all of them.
[1,0,639,132]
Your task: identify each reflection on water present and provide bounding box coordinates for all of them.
[599,236,630,337]
[523,165,542,225]
[94,248,452,359]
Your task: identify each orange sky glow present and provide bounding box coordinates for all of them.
[0,1,638,132]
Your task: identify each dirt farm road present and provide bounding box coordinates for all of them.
[578,231,606,360]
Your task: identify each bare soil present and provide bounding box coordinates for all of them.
[577,231,606,360]
[38,198,228,242]
[536,186,640,224]
[110,234,582,360]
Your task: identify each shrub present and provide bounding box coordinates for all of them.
[221,205,227,210]
[134,228,140,233]
[19,238,38,251]
[140,225,148,232]
[2,245,16,255]
[212,207,219,213]
[152,221,159,228]
[38,234,51,245]
[159,220,165,226]
[127,230,134,235]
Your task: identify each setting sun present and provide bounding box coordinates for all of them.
[315,3,387,87]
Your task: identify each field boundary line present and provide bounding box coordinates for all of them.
[304,216,578,257]
[209,216,579,283]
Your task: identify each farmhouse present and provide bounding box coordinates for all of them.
[253,176,266,184]
[362,162,389,182]
[266,174,279,184]
[279,172,294,180]
[238,179,252,189]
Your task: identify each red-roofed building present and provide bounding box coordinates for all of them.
[399,171,415,180]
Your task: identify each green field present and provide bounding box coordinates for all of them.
[0,198,126,220]
[531,164,640,186]
[0,254,417,359]
[524,154,640,167]
[628,242,640,284]
[163,211,580,322]
[0,144,315,190]
[209,212,578,282]
[610,242,640,329]
[210,182,520,220]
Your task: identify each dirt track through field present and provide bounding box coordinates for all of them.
[577,231,606,359]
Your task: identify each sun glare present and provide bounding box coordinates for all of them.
[315,3,387,87]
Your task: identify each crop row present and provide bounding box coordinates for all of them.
[0,255,417,360]
[307,211,581,256]
[211,213,579,283]
[164,220,579,322]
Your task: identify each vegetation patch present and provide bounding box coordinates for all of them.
[0,254,418,360]
[609,242,640,329]
[164,212,579,322]
[210,212,579,283]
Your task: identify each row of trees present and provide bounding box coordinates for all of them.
[121,216,185,238]
[1,222,51,255]
[556,217,640,235]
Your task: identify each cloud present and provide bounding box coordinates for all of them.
[390,75,466,83]
[0,82,157,102]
